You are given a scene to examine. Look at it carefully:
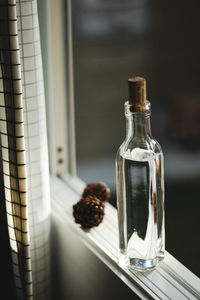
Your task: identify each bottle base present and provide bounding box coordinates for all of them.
[119,254,164,272]
[128,257,162,272]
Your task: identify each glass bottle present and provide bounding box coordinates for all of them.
[116,77,165,271]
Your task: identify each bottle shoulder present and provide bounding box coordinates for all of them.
[118,136,163,157]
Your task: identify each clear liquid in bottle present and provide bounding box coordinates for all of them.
[116,148,165,271]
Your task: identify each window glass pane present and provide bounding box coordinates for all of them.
[73,0,200,277]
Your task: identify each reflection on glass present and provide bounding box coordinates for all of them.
[73,0,200,276]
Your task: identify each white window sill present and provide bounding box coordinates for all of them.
[50,175,200,300]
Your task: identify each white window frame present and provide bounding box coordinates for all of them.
[45,0,200,299]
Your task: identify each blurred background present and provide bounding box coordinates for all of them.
[72,0,200,277]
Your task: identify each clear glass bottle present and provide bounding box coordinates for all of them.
[116,77,165,271]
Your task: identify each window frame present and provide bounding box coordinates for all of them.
[46,0,76,176]
[44,0,200,298]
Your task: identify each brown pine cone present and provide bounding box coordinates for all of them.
[82,182,110,203]
[73,196,105,229]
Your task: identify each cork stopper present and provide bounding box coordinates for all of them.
[128,76,146,112]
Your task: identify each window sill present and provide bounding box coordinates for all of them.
[50,175,200,300]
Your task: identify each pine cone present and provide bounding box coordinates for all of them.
[73,196,105,229]
[82,182,110,203]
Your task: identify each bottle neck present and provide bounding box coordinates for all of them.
[126,112,152,139]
